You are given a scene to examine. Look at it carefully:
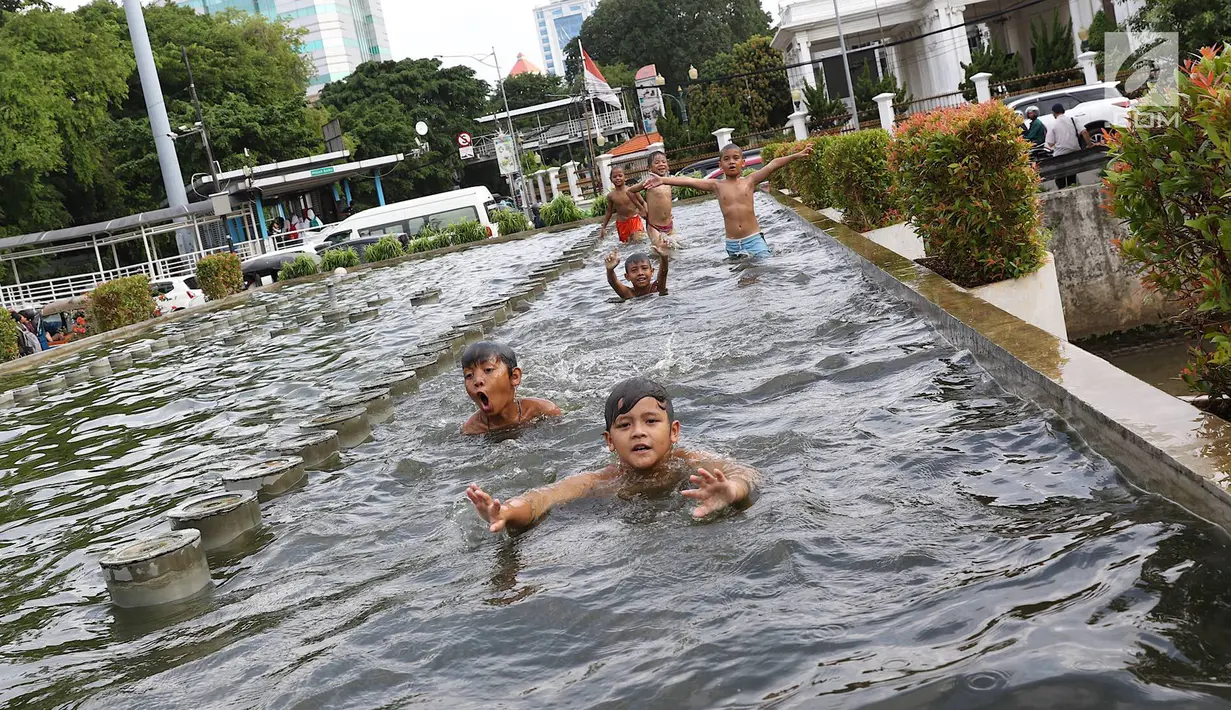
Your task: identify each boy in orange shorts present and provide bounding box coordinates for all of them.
[599,166,648,244]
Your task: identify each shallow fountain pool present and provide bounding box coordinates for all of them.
[3,195,1231,709]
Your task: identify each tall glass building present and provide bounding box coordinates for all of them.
[176,0,392,95]
[533,0,597,76]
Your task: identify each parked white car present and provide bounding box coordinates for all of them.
[153,277,204,315]
[1005,82,1135,135]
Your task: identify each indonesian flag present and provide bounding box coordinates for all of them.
[581,43,621,108]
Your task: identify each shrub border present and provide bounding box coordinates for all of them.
[769,187,1231,538]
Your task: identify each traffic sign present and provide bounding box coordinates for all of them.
[457,132,474,160]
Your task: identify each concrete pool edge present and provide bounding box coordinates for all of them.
[0,218,608,378]
[769,189,1231,536]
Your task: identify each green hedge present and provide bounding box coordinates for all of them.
[0,314,18,362]
[1107,45,1231,400]
[888,101,1045,287]
[672,171,710,200]
[277,254,319,281]
[764,136,834,210]
[195,252,243,301]
[588,194,608,217]
[87,275,156,333]
[321,247,360,271]
[364,235,405,262]
[819,130,902,232]
[541,195,585,226]
[491,208,531,236]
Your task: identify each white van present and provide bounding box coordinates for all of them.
[312,186,500,249]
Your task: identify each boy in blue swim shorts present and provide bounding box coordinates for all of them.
[642,142,813,258]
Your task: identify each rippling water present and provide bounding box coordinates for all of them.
[4,194,1231,709]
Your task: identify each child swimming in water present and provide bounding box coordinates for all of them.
[604,244,669,300]
[642,143,813,258]
[460,341,561,435]
[465,377,760,533]
[627,151,676,247]
[599,166,649,244]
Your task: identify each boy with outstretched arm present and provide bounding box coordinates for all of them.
[642,143,813,258]
[599,166,649,244]
[627,151,676,246]
[460,341,561,435]
[604,244,669,300]
[465,378,760,533]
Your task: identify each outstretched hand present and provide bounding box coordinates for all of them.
[650,240,670,259]
[604,248,620,270]
[466,484,528,533]
[794,143,814,159]
[642,175,664,190]
[682,468,747,518]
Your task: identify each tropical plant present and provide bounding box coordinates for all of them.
[853,66,911,116]
[0,314,18,363]
[588,194,608,218]
[408,236,434,253]
[1029,10,1079,87]
[320,247,360,271]
[86,275,156,333]
[672,171,711,200]
[1131,0,1231,56]
[888,101,1046,287]
[959,42,1021,100]
[449,220,487,244]
[364,235,405,263]
[819,130,901,231]
[802,83,851,130]
[277,254,319,281]
[1105,46,1231,402]
[540,195,586,226]
[194,252,243,301]
[491,208,532,236]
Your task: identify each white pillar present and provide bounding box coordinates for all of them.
[1078,50,1099,85]
[523,174,539,205]
[563,161,581,200]
[797,39,817,89]
[971,72,993,103]
[646,141,665,156]
[921,1,973,98]
[547,167,561,200]
[788,110,809,140]
[535,171,549,205]
[873,93,897,133]
[712,127,735,152]
[596,153,614,192]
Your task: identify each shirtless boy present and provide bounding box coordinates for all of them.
[465,377,760,533]
[628,151,676,246]
[599,166,648,244]
[643,143,813,258]
[604,244,669,300]
[460,341,561,435]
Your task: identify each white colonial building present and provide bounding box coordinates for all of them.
[772,0,1147,105]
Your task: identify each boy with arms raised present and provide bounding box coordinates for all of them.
[643,143,813,258]
[460,341,561,435]
[465,377,760,533]
[604,244,669,300]
[627,151,676,246]
[599,166,649,244]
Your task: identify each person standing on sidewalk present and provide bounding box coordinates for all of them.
[1045,103,1091,189]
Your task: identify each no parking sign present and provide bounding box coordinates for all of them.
[457,132,474,160]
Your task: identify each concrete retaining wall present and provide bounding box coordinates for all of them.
[1041,184,1180,340]
[772,189,1231,539]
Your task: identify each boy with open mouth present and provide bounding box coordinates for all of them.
[461,341,561,435]
[465,377,760,533]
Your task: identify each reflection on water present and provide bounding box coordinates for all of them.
[3,195,1231,709]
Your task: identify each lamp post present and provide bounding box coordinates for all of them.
[655,75,688,124]
[434,49,532,218]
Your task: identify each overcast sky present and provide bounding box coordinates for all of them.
[48,0,779,84]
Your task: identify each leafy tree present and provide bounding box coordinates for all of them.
[802,83,850,130]
[0,6,133,236]
[319,59,489,206]
[684,36,791,135]
[959,42,1021,99]
[1086,9,1116,54]
[853,65,911,116]
[1131,0,1231,56]
[1030,9,1079,86]
[563,0,770,88]
[494,72,568,111]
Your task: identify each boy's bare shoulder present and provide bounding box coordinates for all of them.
[461,413,488,435]
[524,397,562,418]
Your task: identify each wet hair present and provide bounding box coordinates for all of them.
[624,252,653,271]
[610,165,625,175]
[720,143,743,157]
[649,151,667,163]
[604,377,674,431]
[461,341,517,372]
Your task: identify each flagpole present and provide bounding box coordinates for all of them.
[579,39,603,199]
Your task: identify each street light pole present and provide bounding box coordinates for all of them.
[833,0,857,121]
[182,46,219,193]
[490,47,533,219]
